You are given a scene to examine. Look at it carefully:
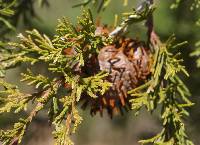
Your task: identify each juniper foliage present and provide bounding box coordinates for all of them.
[0,0,49,38]
[189,1,200,69]
[73,0,128,12]
[0,0,199,145]
[129,36,194,145]
[191,22,200,67]
[0,10,112,145]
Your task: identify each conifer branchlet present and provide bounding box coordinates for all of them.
[0,0,199,145]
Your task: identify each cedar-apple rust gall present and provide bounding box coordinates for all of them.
[63,26,152,118]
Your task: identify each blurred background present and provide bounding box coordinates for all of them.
[1,0,200,144]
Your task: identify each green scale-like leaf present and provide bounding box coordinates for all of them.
[128,36,193,145]
[0,10,112,145]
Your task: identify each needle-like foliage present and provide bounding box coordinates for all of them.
[0,0,198,145]
[73,0,129,12]
[129,36,193,145]
[0,10,112,145]
[190,19,200,67]
[0,0,49,38]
